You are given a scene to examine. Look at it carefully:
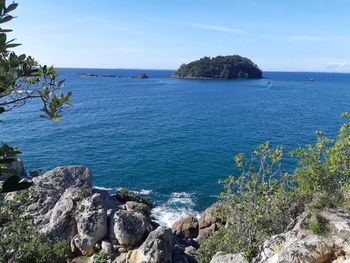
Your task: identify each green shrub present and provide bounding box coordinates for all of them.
[198,113,350,263]
[0,198,69,263]
[197,142,305,262]
[93,251,112,263]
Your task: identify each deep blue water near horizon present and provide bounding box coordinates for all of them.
[2,68,350,226]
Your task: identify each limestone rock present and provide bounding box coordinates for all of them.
[255,207,350,263]
[101,240,112,253]
[210,252,248,263]
[109,210,150,246]
[128,226,173,263]
[74,193,108,256]
[26,166,93,239]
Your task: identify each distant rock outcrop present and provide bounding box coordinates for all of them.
[137,73,149,79]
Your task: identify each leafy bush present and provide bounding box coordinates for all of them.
[0,198,69,263]
[197,142,304,262]
[115,188,152,207]
[197,114,350,263]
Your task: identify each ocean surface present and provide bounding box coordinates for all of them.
[2,68,350,226]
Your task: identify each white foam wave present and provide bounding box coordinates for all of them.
[152,192,199,227]
[93,186,114,191]
[131,189,153,195]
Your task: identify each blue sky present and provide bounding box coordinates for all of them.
[9,0,350,72]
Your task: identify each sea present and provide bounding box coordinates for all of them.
[2,68,350,226]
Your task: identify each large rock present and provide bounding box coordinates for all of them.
[172,216,199,239]
[255,207,350,263]
[127,226,173,263]
[109,210,150,246]
[73,193,108,256]
[26,166,93,239]
[210,252,248,263]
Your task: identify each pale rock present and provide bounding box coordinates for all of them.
[101,240,112,253]
[109,209,150,246]
[127,226,173,263]
[210,252,248,263]
[74,193,108,256]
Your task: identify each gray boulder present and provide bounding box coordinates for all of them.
[128,226,173,263]
[73,193,108,256]
[255,207,350,263]
[26,166,93,239]
[109,210,150,246]
[210,252,248,263]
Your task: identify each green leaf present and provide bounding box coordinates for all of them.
[5,43,21,48]
[1,175,32,193]
[6,3,18,13]
[0,15,14,24]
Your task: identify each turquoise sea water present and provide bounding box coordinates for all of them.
[2,69,350,225]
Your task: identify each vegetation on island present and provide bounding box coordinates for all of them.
[197,112,350,262]
[172,55,262,79]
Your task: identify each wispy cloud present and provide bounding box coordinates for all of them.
[324,61,350,70]
[192,23,246,34]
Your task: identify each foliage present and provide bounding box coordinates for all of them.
[291,113,350,198]
[198,113,350,263]
[0,0,72,193]
[115,188,152,207]
[0,198,69,263]
[172,55,262,79]
[307,219,328,236]
[197,142,304,262]
[93,251,112,263]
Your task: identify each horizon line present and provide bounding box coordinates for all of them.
[54,66,350,74]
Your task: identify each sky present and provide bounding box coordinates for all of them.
[8,0,350,72]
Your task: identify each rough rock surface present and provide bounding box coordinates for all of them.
[109,209,150,246]
[172,216,199,239]
[210,252,248,263]
[126,226,173,263]
[27,166,93,239]
[198,204,219,241]
[254,207,350,263]
[73,193,108,256]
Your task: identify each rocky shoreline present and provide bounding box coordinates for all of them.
[4,163,350,263]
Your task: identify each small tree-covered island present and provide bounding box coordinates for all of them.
[172,55,263,79]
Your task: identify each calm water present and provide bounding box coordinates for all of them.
[2,69,350,225]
